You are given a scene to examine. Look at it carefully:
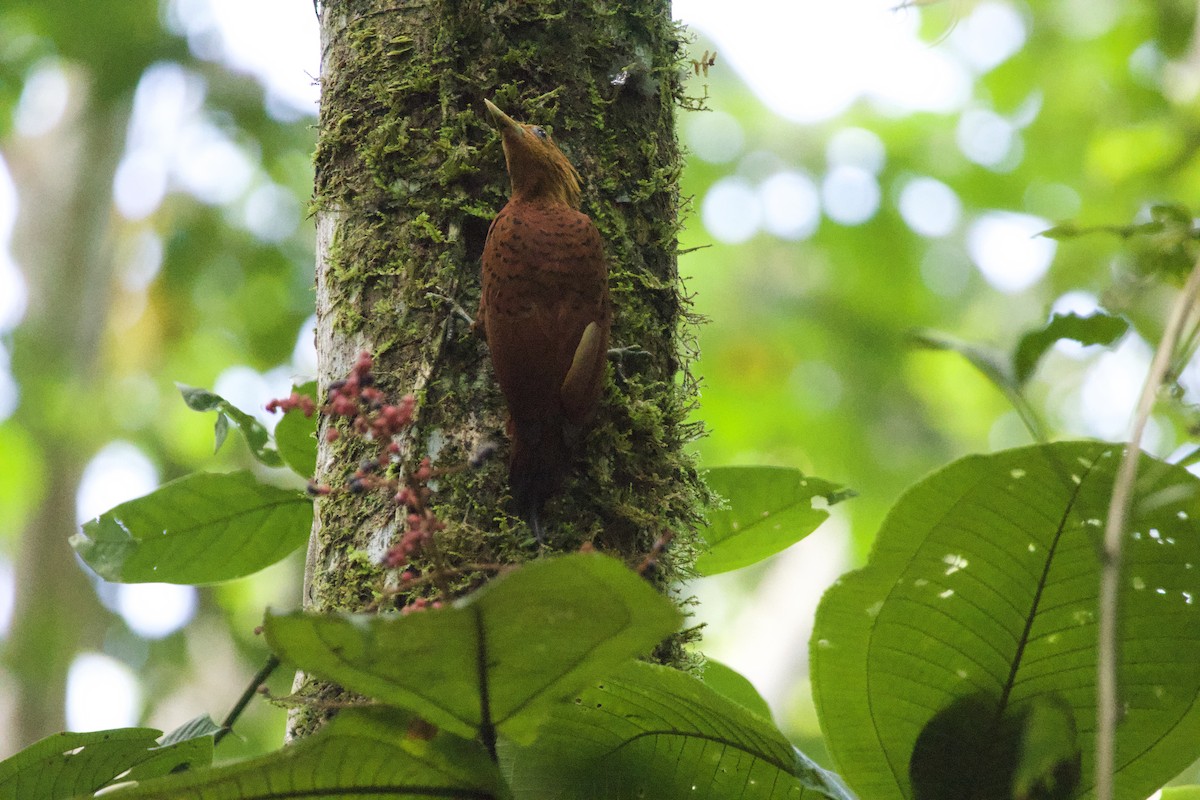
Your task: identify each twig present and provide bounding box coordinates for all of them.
[214,655,282,747]
[1095,259,1200,800]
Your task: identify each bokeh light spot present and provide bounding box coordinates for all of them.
[116,584,197,639]
[966,212,1055,293]
[957,109,1017,168]
[14,59,70,137]
[827,128,886,173]
[1023,181,1081,220]
[119,230,164,292]
[243,183,300,243]
[676,0,970,122]
[948,2,1027,73]
[1077,335,1151,440]
[702,177,762,243]
[821,166,880,226]
[0,155,27,335]
[1055,0,1120,40]
[113,151,168,221]
[898,177,961,237]
[66,653,141,731]
[0,344,19,423]
[293,315,318,376]
[759,171,820,240]
[0,558,13,638]
[76,443,159,525]
[173,122,254,205]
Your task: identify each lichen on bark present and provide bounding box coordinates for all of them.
[303,0,705,675]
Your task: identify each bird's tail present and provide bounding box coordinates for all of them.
[508,418,570,543]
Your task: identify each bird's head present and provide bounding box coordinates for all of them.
[484,99,582,208]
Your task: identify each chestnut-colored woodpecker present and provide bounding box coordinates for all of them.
[477,99,612,541]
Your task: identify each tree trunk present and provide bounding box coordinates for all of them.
[295,0,703,734]
[2,91,126,750]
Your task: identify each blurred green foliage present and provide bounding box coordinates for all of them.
[1,0,1200,788]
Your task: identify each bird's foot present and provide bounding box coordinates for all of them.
[426,291,477,330]
[524,503,546,553]
[607,344,650,380]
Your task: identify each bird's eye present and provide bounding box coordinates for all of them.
[531,126,548,139]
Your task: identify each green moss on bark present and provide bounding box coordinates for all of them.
[308,0,706,648]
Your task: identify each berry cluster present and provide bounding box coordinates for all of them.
[265,392,316,416]
[268,352,453,606]
[321,352,416,444]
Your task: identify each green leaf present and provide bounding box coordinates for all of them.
[1163,788,1200,800]
[1010,696,1080,800]
[94,708,502,799]
[812,441,1200,800]
[264,553,681,743]
[176,384,283,468]
[1013,311,1129,385]
[0,728,166,800]
[119,735,214,785]
[212,413,229,454]
[71,471,312,584]
[159,715,222,747]
[701,658,773,721]
[909,693,1079,800]
[503,660,854,800]
[274,380,318,478]
[699,466,849,575]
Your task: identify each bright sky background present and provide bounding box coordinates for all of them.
[0,0,1161,728]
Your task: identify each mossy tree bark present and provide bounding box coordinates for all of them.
[297,0,704,732]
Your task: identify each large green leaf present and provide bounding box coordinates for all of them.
[265,553,682,743]
[71,471,312,584]
[812,441,1200,800]
[0,726,212,800]
[177,384,283,468]
[503,660,854,800]
[1163,788,1200,799]
[95,708,501,799]
[273,380,318,478]
[700,466,850,575]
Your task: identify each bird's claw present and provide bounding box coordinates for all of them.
[427,291,477,329]
[607,344,649,360]
[607,344,649,381]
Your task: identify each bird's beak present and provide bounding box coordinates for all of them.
[484,99,524,138]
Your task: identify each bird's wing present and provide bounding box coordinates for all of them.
[481,206,610,423]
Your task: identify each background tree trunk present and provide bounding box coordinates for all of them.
[3,92,126,748]
[294,0,704,733]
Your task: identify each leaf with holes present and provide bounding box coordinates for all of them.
[812,441,1200,800]
[264,553,681,744]
[503,660,853,800]
[0,726,212,800]
[71,471,311,584]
